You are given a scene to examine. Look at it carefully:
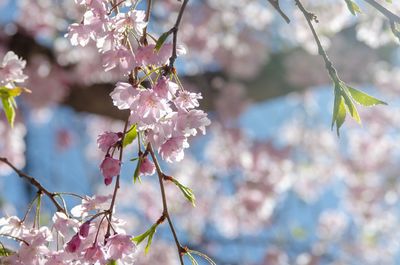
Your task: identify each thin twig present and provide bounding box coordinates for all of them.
[105,119,129,239]
[140,0,153,45]
[0,234,29,246]
[148,143,185,265]
[0,157,66,214]
[294,0,340,84]
[267,0,290,23]
[168,0,189,69]
[363,0,400,23]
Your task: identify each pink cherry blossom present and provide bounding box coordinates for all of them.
[0,51,28,86]
[106,234,136,260]
[97,131,120,152]
[175,109,211,136]
[114,10,147,34]
[100,156,121,185]
[102,47,135,72]
[84,243,107,263]
[52,212,79,238]
[135,44,186,67]
[153,76,178,99]
[173,90,202,110]
[66,23,94,47]
[129,90,171,127]
[71,195,112,217]
[159,136,189,163]
[66,233,81,253]
[139,156,156,176]
[0,216,24,237]
[110,82,139,110]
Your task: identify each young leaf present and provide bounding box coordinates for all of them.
[144,226,156,254]
[331,85,341,129]
[171,178,196,206]
[335,95,347,136]
[344,0,361,15]
[107,260,117,265]
[342,90,361,124]
[132,224,155,245]
[155,31,171,52]
[1,97,16,127]
[346,86,387,106]
[133,157,142,184]
[132,223,158,254]
[122,125,137,148]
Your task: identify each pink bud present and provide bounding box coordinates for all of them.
[79,221,91,238]
[100,156,121,185]
[66,233,81,253]
[139,156,156,176]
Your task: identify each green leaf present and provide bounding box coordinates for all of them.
[344,0,362,15]
[132,224,158,254]
[130,157,139,162]
[347,86,387,106]
[331,85,341,129]
[133,157,142,184]
[144,226,156,254]
[107,260,117,265]
[1,97,15,127]
[122,125,137,148]
[155,31,171,52]
[342,89,361,124]
[0,243,13,257]
[335,95,347,136]
[171,178,196,206]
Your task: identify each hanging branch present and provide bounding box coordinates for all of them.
[267,0,290,23]
[140,0,153,45]
[294,0,340,83]
[105,119,129,239]
[168,0,189,69]
[148,143,186,265]
[0,157,66,214]
[363,0,400,23]
[294,0,387,135]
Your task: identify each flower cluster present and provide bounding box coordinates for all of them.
[66,0,184,73]
[111,77,210,163]
[1,0,211,263]
[0,195,135,264]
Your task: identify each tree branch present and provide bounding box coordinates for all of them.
[169,0,189,69]
[267,0,290,23]
[148,143,186,265]
[363,0,400,24]
[140,0,153,45]
[294,0,340,84]
[105,118,129,239]
[0,157,66,214]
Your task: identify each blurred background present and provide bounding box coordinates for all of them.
[1,0,400,264]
